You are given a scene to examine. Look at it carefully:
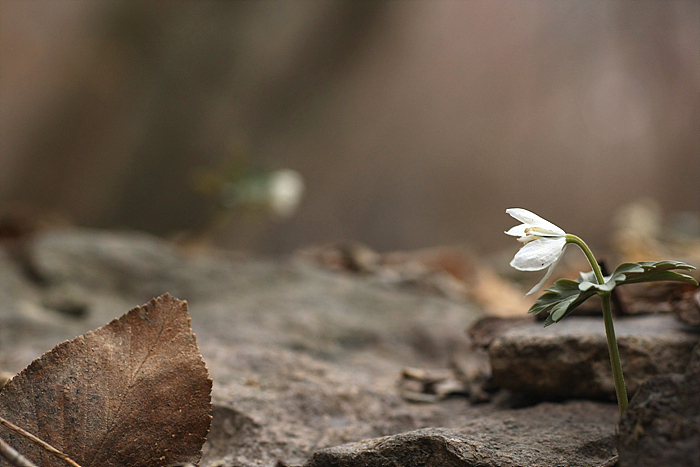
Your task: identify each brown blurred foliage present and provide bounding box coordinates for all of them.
[1,1,698,255]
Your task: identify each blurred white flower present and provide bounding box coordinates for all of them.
[268,169,305,218]
[505,208,568,295]
[221,169,304,218]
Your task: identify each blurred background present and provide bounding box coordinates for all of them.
[1,0,698,256]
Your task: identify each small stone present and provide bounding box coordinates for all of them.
[489,315,699,400]
[398,367,467,402]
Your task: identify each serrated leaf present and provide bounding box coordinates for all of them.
[550,294,579,322]
[529,260,697,326]
[578,270,599,283]
[527,279,580,315]
[581,261,698,294]
[528,278,598,326]
[579,280,617,293]
[611,260,697,286]
[612,263,646,275]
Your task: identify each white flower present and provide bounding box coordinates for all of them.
[268,169,305,218]
[505,208,568,295]
[221,169,305,218]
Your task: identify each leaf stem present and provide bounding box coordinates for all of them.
[0,436,38,467]
[0,416,82,467]
[565,234,629,414]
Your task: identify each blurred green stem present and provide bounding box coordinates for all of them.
[566,234,628,414]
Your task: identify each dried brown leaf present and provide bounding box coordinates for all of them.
[0,294,212,467]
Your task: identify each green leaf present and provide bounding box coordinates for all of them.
[528,260,697,327]
[528,278,597,326]
[582,260,698,294]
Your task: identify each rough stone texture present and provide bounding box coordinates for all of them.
[489,315,700,400]
[306,401,619,467]
[689,342,700,372]
[617,346,700,467]
[0,230,624,467]
[676,288,700,326]
[201,345,499,466]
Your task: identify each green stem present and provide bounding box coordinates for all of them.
[565,234,605,284]
[565,234,629,414]
[601,293,628,413]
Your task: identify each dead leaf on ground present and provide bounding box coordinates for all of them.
[295,243,533,315]
[0,294,212,467]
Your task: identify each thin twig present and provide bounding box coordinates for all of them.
[0,416,82,467]
[0,436,38,467]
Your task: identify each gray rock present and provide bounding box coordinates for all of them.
[0,248,41,309]
[15,229,480,369]
[30,229,236,301]
[0,230,625,466]
[305,401,619,467]
[201,344,491,467]
[0,247,93,373]
[489,315,700,400]
[617,367,700,467]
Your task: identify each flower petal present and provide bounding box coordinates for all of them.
[525,245,568,295]
[505,208,565,236]
[510,237,567,271]
[504,224,528,237]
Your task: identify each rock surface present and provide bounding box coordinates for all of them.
[306,401,618,467]
[675,288,700,326]
[489,315,700,400]
[617,343,700,467]
[0,229,630,466]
